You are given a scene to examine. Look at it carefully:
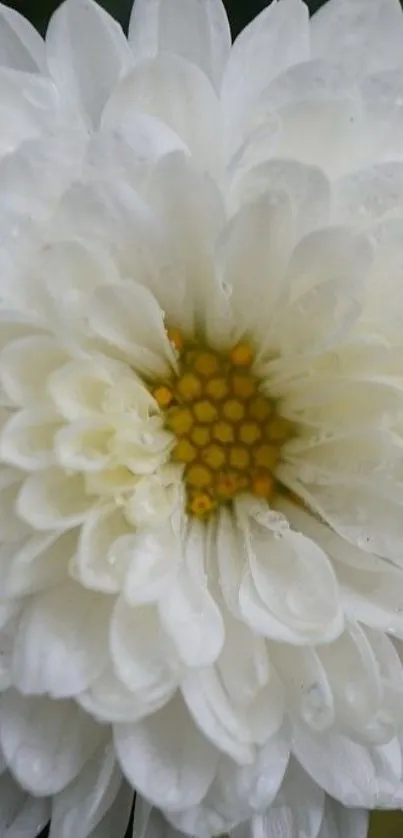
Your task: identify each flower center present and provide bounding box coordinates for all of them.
[152,330,293,519]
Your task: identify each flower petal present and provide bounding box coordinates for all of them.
[0,467,29,542]
[79,665,170,725]
[128,0,231,91]
[293,724,403,808]
[46,0,132,126]
[253,757,325,838]
[87,281,176,379]
[50,743,122,838]
[114,694,219,811]
[107,56,222,178]
[236,497,343,643]
[12,581,111,698]
[0,530,75,599]
[123,524,181,605]
[0,771,50,837]
[311,0,403,76]
[0,690,103,795]
[110,597,178,700]
[0,336,68,407]
[17,468,94,531]
[158,521,225,667]
[1,407,61,471]
[318,798,369,838]
[0,4,45,72]
[270,644,335,732]
[222,0,309,135]
[75,504,132,594]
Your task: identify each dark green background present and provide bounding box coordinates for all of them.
[4,0,403,835]
[5,0,328,34]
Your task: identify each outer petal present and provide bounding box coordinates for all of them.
[128,0,231,91]
[0,4,45,72]
[222,0,310,136]
[12,581,111,698]
[114,694,219,811]
[311,0,403,76]
[0,690,103,796]
[0,771,50,837]
[292,724,403,808]
[105,56,223,177]
[317,798,369,838]
[50,743,122,838]
[0,530,75,599]
[252,757,325,838]
[46,0,132,126]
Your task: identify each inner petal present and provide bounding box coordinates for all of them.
[151,330,294,519]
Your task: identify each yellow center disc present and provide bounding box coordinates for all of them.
[153,332,293,519]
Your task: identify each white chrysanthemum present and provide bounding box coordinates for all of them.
[3,0,403,836]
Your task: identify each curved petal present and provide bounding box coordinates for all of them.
[128,0,231,91]
[79,665,172,725]
[253,757,325,838]
[114,694,219,811]
[0,690,103,796]
[75,504,132,594]
[0,771,50,837]
[46,0,132,126]
[158,521,225,668]
[0,4,45,72]
[270,643,335,732]
[236,497,343,643]
[123,524,181,606]
[0,336,67,407]
[0,408,61,471]
[105,56,222,178]
[318,798,369,838]
[12,581,111,698]
[311,0,403,76]
[222,0,309,137]
[0,467,29,542]
[50,743,122,838]
[0,530,75,599]
[110,597,178,699]
[54,418,114,474]
[17,468,94,531]
[292,723,403,808]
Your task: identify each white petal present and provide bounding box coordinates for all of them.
[338,560,403,638]
[318,798,369,838]
[128,0,231,91]
[311,0,403,76]
[1,407,61,471]
[79,666,169,724]
[0,771,50,837]
[270,644,335,733]
[0,530,75,599]
[54,418,114,474]
[0,336,68,407]
[104,56,222,178]
[218,612,270,706]
[292,723,403,808]
[110,598,178,701]
[276,227,372,355]
[146,153,227,343]
[87,281,175,379]
[46,0,132,126]
[254,757,325,838]
[114,693,219,811]
[12,581,111,698]
[123,524,181,605]
[181,667,255,765]
[318,622,383,740]
[231,158,331,241]
[220,192,293,345]
[76,504,132,594]
[0,690,103,795]
[50,743,122,838]
[216,731,289,817]
[0,467,29,542]
[17,468,94,531]
[216,507,246,619]
[0,4,45,72]
[158,521,225,668]
[222,0,309,135]
[48,356,149,421]
[87,782,133,838]
[0,70,58,157]
[0,605,20,692]
[237,498,343,643]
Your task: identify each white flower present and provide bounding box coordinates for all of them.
[2,0,403,836]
